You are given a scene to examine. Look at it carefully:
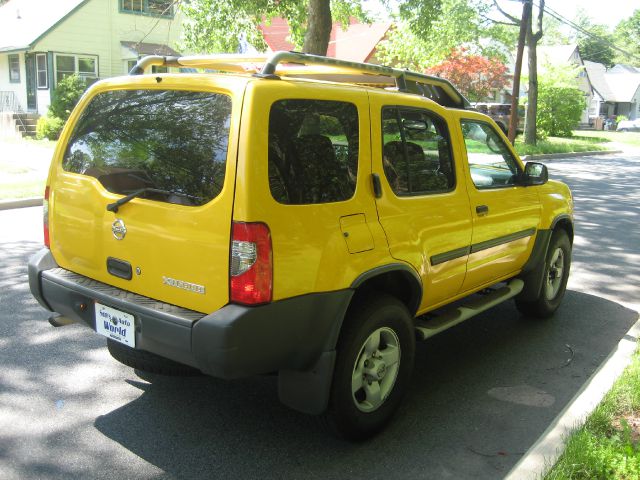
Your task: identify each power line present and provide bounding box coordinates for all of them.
[534,2,640,61]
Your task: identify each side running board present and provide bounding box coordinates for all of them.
[415,279,524,341]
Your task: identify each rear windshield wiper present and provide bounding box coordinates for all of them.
[106,188,196,213]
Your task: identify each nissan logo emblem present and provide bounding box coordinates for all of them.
[112,219,127,240]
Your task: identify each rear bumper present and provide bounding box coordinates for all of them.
[28,248,353,381]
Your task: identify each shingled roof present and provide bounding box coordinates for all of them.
[259,17,392,63]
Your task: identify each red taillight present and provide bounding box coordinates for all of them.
[230,222,272,305]
[43,186,50,247]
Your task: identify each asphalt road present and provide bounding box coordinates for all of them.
[1,152,639,480]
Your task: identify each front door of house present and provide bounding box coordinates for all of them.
[25,54,37,112]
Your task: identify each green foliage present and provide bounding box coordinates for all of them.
[48,74,86,121]
[36,116,64,141]
[534,64,586,138]
[540,15,571,46]
[578,24,615,68]
[617,115,629,123]
[376,0,517,70]
[181,0,366,54]
[546,348,640,480]
[537,84,584,138]
[614,9,640,67]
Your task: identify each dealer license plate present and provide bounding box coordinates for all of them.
[95,302,135,347]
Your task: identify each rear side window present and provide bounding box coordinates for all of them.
[268,99,358,205]
[381,107,454,196]
[63,89,232,207]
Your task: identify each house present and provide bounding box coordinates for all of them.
[0,0,184,122]
[259,17,392,64]
[520,45,593,125]
[584,60,640,122]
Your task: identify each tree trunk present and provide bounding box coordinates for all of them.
[524,0,544,146]
[303,0,332,55]
[525,28,538,145]
[508,0,531,145]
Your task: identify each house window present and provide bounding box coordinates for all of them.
[36,54,48,89]
[121,0,173,17]
[54,54,98,85]
[8,54,20,83]
[126,59,137,73]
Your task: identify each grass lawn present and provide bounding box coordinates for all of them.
[545,345,640,479]
[513,134,610,157]
[572,130,640,148]
[0,138,55,200]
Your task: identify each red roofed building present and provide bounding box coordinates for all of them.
[259,17,392,63]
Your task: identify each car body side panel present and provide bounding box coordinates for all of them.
[233,80,397,301]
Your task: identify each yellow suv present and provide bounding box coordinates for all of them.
[28,52,573,440]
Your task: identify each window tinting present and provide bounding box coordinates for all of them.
[461,120,520,189]
[268,99,358,205]
[381,107,454,195]
[63,89,232,207]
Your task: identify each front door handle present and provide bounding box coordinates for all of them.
[476,205,489,216]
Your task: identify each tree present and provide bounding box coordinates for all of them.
[573,11,615,67]
[181,0,366,55]
[376,0,517,69]
[536,64,585,137]
[425,48,508,102]
[614,9,640,66]
[491,0,545,145]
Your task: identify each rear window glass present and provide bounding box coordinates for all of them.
[62,89,232,207]
[268,99,358,205]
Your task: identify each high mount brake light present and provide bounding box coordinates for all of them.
[230,222,272,305]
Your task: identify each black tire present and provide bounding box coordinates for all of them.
[516,229,571,319]
[325,294,415,441]
[106,339,201,376]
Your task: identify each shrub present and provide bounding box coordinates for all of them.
[617,115,629,123]
[36,116,64,140]
[48,74,86,121]
[537,84,585,138]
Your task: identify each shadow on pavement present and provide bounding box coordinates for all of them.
[94,290,638,480]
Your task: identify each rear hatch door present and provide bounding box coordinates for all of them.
[48,77,244,313]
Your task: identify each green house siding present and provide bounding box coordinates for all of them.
[32,0,183,81]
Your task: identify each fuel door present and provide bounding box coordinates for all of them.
[340,214,374,253]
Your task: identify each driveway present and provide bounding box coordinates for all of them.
[0,151,638,479]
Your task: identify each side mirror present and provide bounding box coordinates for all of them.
[521,162,548,186]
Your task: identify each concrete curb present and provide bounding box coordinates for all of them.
[522,150,623,161]
[0,197,43,210]
[504,313,640,480]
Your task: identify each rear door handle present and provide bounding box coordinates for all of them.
[476,205,489,216]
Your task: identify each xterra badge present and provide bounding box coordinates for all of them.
[162,276,206,295]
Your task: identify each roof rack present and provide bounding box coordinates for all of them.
[129,51,471,109]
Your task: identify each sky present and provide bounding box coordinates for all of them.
[364,0,638,29]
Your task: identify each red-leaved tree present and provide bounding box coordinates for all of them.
[426,48,508,102]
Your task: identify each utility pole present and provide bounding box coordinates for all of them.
[508,0,531,145]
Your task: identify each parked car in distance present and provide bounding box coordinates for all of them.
[473,102,525,134]
[616,118,640,132]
